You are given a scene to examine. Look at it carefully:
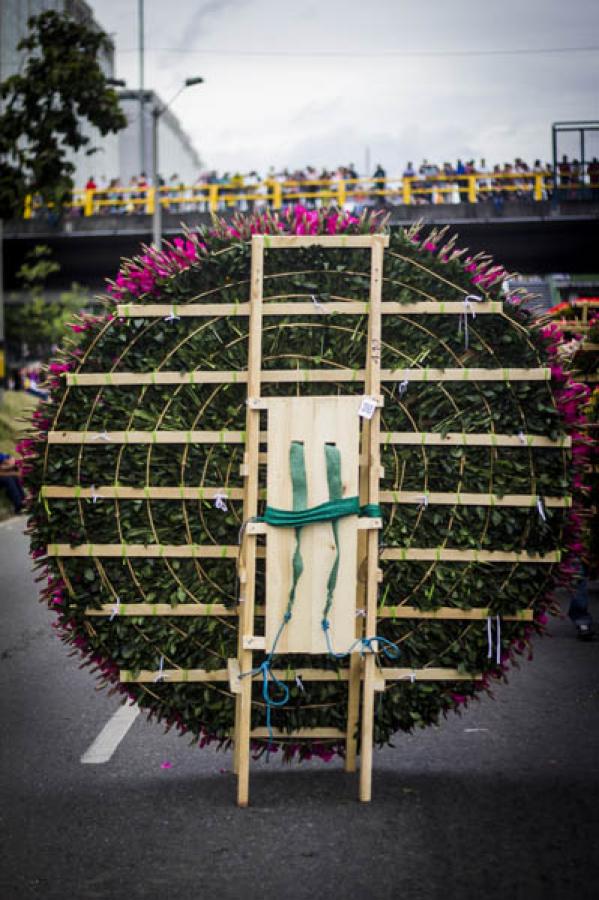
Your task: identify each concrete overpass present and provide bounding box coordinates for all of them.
[4,199,599,292]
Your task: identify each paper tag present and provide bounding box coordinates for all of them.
[311,294,328,314]
[359,396,378,419]
[214,492,228,512]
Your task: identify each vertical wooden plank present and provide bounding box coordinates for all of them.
[264,396,361,654]
[359,234,385,802]
[235,234,264,806]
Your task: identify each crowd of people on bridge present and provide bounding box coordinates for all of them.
[30,153,599,218]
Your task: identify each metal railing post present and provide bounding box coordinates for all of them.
[533,174,543,202]
[467,175,477,203]
[84,189,94,217]
[208,184,218,213]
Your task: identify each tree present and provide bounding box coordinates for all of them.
[0,10,127,218]
[0,9,126,393]
[5,246,88,363]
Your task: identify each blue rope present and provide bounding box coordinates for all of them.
[321,617,401,661]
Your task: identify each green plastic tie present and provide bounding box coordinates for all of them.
[462,368,469,381]
[151,371,157,385]
[104,372,113,385]
[40,490,52,519]
[503,368,510,382]
[151,431,157,445]
[70,373,78,386]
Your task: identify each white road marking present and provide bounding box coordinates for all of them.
[81,704,139,764]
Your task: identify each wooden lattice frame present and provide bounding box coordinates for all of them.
[37,231,572,806]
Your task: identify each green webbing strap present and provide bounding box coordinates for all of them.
[262,495,360,526]
[323,444,342,623]
[287,440,307,617]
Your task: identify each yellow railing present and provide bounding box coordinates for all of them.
[24,171,581,219]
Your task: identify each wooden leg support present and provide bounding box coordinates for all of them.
[359,653,375,801]
[236,677,252,807]
[345,653,361,772]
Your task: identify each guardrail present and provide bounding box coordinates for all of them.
[22,172,599,219]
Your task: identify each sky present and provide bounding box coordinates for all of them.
[88,0,599,176]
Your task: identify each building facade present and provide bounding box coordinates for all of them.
[0,1,203,191]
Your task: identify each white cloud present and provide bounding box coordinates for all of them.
[89,0,599,176]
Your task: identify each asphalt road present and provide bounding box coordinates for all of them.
[1,516,598,900]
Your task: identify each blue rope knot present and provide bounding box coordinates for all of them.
[360,635,402,660]
[321,618,331,631]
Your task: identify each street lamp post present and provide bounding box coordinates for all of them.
[152,77,204,248]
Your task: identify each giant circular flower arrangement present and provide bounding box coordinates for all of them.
[24,207,579,762]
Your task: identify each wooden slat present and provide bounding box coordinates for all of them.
[380,367,549,381]
[548,321,590,332]
[380,490,571,508]
[47,543,239,558]
[263,234,389,248]
[42,485,245,501]
[378,606,534,621]
[381,301,502,315]
[67,371,248,386]
[381,431,570,448]
[249,728,346,739]
[86,603,234,616]
[382,668,483,682]
[248,516,381,536]
[65,366,550,388]
[116,300,503,318]
[360,233,385,803]
[47,430,246,445]
[117,302,250,317]
[119,666,482,684]
[236,233,264,807]
[84,603,533,621]
[381,547,560,563]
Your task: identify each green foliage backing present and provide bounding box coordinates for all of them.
[25,221,569,759]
